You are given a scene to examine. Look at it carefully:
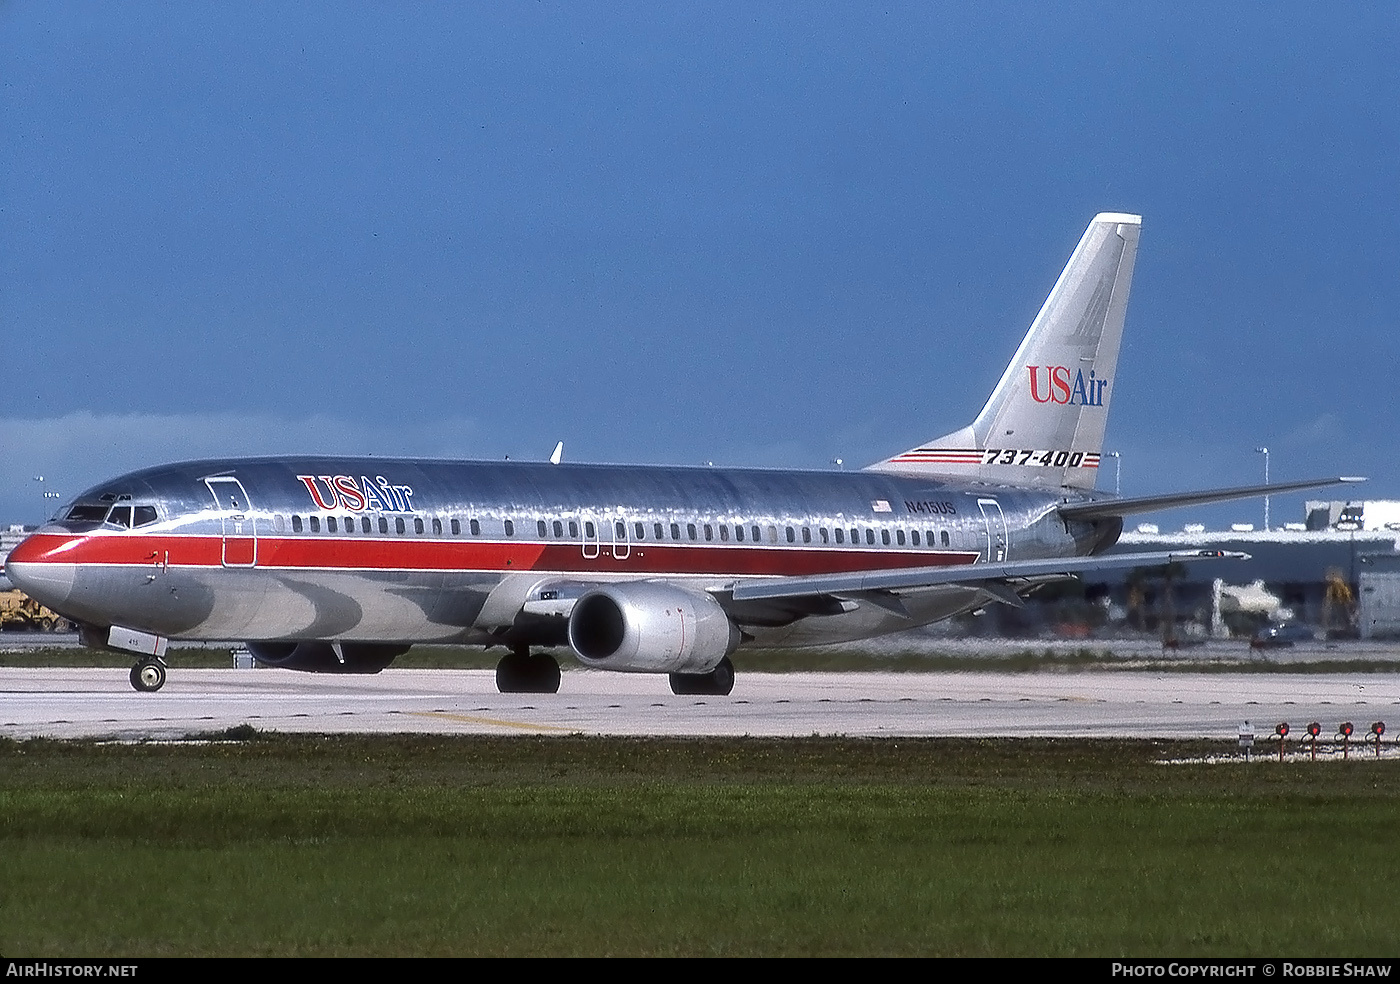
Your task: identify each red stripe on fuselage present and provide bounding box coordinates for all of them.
[11,532,979,578]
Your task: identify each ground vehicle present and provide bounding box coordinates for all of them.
[0,589,72,631]
[1250,622,1317,649]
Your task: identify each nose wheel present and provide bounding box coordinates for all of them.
[129,658,167,693]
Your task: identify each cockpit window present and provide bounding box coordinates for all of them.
[133,505,159,527]
[106,505,133,528]
[66,504,110,523]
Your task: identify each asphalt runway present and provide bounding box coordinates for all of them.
[2,666,1398,742]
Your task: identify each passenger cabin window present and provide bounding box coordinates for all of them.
[671,523,681,540]
[569,520,579,537]
[802,527,811,543]
[379,517,389,534]
[896,530,905,546]
[310,516,321,533]
[414,517,424,534]
[504,520,515,537]
[585,521,595,537]
[451,519,461,535]
[735,525,744,542]
[395,517,405,535]
[785,526,795,543]
[835,528,845,544]
[538,520,548,538]
[911,530,920,546]
[881,530,890,546]
[292,515,304,533]
[941,531,951,547]
[752,525,761,542]
[687,523,697,540]
[819,528,829,544]
[653,523,664,539]
[432,518,442,535]
[704,524,713,541]
[554,520,564,538]
[362,517,372,534]
[719,525,728,542]
[470,519,481,536]
[327,517,337,533]
[616,521,626,539]
[635,522,645,540]
[866,529,875,545]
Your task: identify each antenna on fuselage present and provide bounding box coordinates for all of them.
[550,441,564,465]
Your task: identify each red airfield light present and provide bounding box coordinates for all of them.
[1305,721,1322,761]
[1368,721,1386,760]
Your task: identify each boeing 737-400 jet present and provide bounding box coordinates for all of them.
[6,213,1360,694]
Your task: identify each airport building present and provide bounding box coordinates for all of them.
[1065,500,1400,641]
[923,500,1400,642]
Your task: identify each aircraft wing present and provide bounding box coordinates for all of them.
[726,549,1247,606]
[1057,476,1364,522]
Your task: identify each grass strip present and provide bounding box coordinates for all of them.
[0,735,1396,956]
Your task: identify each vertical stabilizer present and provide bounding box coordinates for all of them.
[867,212,1140,490]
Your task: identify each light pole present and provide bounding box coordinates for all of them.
[1107,451,1121,496]
[32,476,45,529]
[1255,447,1270,531]
[42,491,62,522]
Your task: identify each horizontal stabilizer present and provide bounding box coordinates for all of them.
[1057,476,1365,522]
[728,549,1248,604]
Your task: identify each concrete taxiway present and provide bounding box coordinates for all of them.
[2,667,1397,741]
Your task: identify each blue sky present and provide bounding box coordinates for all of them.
[3,3,1397,528]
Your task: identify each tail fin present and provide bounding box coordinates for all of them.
[867,212,1141,490]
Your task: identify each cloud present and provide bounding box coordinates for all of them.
[1283,413,1347,448]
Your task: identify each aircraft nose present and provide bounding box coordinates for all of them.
[5,534,77,609]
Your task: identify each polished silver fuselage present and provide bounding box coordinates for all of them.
[10,456,1115,649]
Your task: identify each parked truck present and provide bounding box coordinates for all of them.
[0,589,72,632]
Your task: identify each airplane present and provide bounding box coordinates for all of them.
[5,212,1361,695]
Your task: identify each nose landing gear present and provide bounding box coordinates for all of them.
[129,658,167,693]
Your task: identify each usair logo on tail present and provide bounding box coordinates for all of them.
[1026,365,1109,406]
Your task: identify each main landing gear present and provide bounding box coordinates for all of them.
[495,647,562,694]
[669,656,735,697]
[129,658,167,693]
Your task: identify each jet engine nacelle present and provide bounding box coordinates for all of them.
[246,641,409,674]
[567,582,739,674]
